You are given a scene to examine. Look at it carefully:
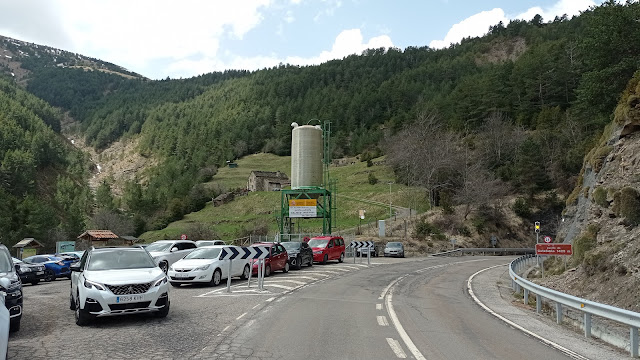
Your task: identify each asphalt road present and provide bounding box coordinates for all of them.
[8,256,572,359]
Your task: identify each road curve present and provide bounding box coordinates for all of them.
[213,256,570,359]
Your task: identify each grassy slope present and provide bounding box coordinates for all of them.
[140,153,428,242]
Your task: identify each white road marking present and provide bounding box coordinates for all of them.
[253,304,260,309]
[222,325,230,332]
[386,338,407,359]
[335,265,360,270]
[262,283,295,290]
[296,272,331,277]
[264,279,307,286]
[266,297,275,302]
[467,265,590,360]
[236,312,247,320]
[377,315,389,326]
[273,276,318,281]
[376,303,383,310]
[300,270,339,275]
[386,289,426,360]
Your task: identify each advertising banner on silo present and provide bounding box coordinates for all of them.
[289,199,317,218]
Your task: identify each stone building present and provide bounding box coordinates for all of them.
[247,171,290,192]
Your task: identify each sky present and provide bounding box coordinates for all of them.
[0,0,605,80]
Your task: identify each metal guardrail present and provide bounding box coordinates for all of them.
[432,248,535,257]
[510,254,640,357]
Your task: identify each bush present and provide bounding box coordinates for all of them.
[592,187,608,208]
[457,226,472,237]
[572,224,599,263]
[368,172,378,185]
[512,197,532,218]
[471,216,487,234]
[613,187,640,225]
[440,191,455,215]
[413,218,442,240]
[589,145,612,173]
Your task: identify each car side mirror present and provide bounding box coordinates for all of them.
[70,263,82,272]
[170,247,178,253]
[14,264,20,272]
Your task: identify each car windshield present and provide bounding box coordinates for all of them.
[145,242,173,252]
[282,242,300,250]
[184,248,222,260]
[87,249,156,270]
[387,243,402,248]
[308,239,328,248]
[197,241,215,247]
[0,251,12,272]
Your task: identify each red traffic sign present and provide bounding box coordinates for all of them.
[536,243,572,255]
[543,236,552,243]
[180,234,187,240]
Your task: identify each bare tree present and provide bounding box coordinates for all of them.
[184,222,219,240]
[89,209,134,236]
[477,112,525,169]
[454,152,509,219]
[387,112,463,208]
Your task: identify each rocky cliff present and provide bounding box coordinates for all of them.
[539,72,640,312]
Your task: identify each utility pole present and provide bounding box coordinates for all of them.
[388,182,393,219]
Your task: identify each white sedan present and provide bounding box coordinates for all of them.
[168,246,251,287]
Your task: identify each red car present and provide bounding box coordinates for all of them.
[308,236,345,264]
[251,242,289,277]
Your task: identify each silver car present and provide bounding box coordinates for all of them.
[384,242,405,257]
[145,240,197,273]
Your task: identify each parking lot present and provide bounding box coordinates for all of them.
[8,256,403,359]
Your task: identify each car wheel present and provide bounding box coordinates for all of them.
[170,282,181,288]
[283,262,289,273]
[210,269,222,287]
[322,255,328,265]
[159,261,169,274]
[308,257,313,267]
[69,290,75,310]
[9,317,20,332]
[265,265,271,277]
[44,269,55,282]
[339,253,344,263]
[154,299,170,318]
[240,265,250,280]
[295,256,302,270]
[74,292,92,326]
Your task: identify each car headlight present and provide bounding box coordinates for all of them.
[84,279,106,291]
[153,277,168,287]
[19,266,32,272]
[193,264,211,271]
[8,280,21,291]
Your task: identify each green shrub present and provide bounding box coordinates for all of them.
[589,145,612,173]
[592,187,608,208]
[613,187,640,225]
[368,172,378,185]
[457,226,472,237]
[471,216,487,234]
[440,191,454,215]
[413,218,442,240]
[572,224,599,263]
[512,197,532,218]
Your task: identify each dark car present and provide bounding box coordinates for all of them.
[22,255,71,281]
[0,244,22,332]
[281,241,313,270]
[12,257,46,285]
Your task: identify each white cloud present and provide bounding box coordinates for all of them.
[429,0,597,49]
[4,0,272,76]
[165,29,393,78]
[313,0,343,22]
[285,10,295,23]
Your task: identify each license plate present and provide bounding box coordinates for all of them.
[175,273,189,278]
[36,271,44,275]
[116,295,144,303]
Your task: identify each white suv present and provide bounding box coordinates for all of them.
[69,247,170,326]
[145,240,197,273]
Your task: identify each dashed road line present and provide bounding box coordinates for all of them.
[377,315,389,326]
[386,338,407,358]
[376,303,383,310]
[261,283,295,290]
[236,312,247,320]
[266,297,275,302]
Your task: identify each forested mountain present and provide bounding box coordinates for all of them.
[2,1,639,238]
[0,77,91,247]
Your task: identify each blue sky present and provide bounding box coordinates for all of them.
[0,0,604,80]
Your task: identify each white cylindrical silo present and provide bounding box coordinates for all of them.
[291,124,323,189]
